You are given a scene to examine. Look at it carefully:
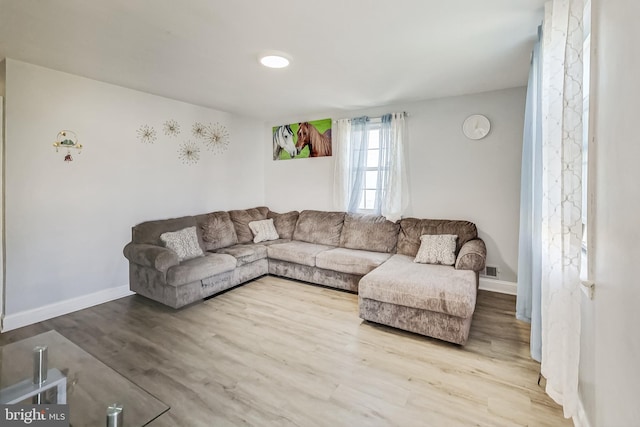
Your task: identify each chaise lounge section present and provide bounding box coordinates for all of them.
[358,218,485,345]
[123,207,486,345]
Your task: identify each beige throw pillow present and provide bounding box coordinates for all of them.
[414,234,458,265]
[160,226,204,262]
[248,218,280,243]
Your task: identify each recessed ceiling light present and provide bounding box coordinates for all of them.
[259,54,290,69]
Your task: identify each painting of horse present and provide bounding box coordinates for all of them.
[272,118,332,160]
[295,121,332,157]
[272,124,297,160]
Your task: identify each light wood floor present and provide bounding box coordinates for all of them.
[1,276,572,426]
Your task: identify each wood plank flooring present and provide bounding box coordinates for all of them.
[0,276,572,426]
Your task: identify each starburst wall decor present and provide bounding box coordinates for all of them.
[203,122,230,154]
[192,122,206,139]
[163,119,181,137]
[178,141,200,165]
[137,124,157,144]
[136,120,229,165]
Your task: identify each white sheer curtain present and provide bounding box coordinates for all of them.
[540,0,584,418]
[332,117,369,212]
[378,113,409,221]
[332,113,408,221]
[517,25,543,363]
[332,118,352,211]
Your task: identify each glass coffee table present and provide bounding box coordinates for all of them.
[0,330,169,426]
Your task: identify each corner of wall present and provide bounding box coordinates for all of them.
[574,394,592,427]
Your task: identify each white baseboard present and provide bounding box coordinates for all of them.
[2,285,134,332]
[479,277,517,295]
[573,394,592,427]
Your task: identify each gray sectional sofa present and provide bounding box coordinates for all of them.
[123,207,486,345]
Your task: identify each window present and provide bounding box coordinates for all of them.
[358,121,383,211]
[333,113,408,221]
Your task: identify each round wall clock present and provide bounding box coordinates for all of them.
[462,114,491,140]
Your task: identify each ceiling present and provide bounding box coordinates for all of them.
[0,0,545,121]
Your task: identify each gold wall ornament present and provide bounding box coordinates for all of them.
[136,124,157,144]
[178,141,200,165]
[163,119,181,137]
[203,122,230,154]
[53,130,83,162]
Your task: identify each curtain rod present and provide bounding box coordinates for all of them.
[334,111,409,121]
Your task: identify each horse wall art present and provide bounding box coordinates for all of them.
[273,124,296,160]
[272,118,332,160]
[296,122,332,157]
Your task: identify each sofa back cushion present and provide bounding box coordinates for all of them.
[228,207,269,244]
[397,218,478,258]
[267,210,300,240]
[293,210,346,246]
[195,211,238,251]
[339,213,400,253]
[133,215,203,248]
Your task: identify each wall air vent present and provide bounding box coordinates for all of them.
[481,265,499,278]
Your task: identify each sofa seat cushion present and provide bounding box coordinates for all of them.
[359,254,477,318]
[267,241,334,267]
[316,248,392,276]
[166,253,237,287]
[215,244,268,267]
[257,238,291,246]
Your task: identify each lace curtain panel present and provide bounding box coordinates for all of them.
[540,0,584,418]
[332,118,352,211]
[378,113,409,222]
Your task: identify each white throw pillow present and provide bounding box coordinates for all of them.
[414,234,458,266]
[160,226,204,261]
[248,218,280,243]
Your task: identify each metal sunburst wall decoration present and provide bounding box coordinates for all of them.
[163,119,181,137]
[204,122,230,154]
[178,141,201,165]
[192,122,206,139]
[137,124,157,144]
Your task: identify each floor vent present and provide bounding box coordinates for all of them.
[482,265,499,278]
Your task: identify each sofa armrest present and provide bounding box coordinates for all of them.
[455,238,486,272]
[123,242,179,273]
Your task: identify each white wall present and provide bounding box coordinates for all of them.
[264,87,525,283]
[578,0,640,425]
[0,59,5,95]
[3,59,264,324]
